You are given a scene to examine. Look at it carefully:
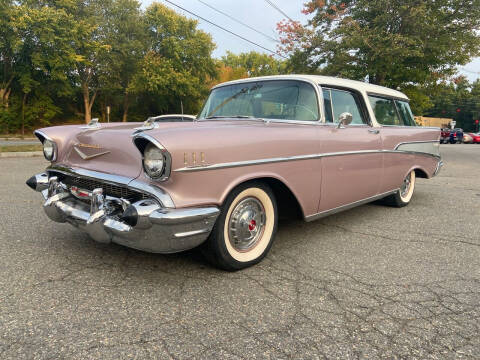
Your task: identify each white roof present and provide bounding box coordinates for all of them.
[212,75,409,100]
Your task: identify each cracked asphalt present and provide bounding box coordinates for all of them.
[1,145,479,359]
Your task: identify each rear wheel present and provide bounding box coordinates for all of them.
[382,170,416,207]
[202,182,278,271]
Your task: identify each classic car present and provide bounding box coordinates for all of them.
[26,75,442,270]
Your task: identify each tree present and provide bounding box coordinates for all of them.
[0,0,16,109]
[101,0,147,122]
[132,3,217,115]
[221,51,286,77]
[278,0,480,88]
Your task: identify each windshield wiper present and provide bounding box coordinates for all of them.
[204,115,254,119]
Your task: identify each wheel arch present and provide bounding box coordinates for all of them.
[220,174,305,220]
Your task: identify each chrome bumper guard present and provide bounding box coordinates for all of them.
[27,173,220,253]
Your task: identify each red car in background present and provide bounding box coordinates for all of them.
[469,133,480,143]
[440,128,451,143]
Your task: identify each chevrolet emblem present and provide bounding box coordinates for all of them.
[74,143,110,160]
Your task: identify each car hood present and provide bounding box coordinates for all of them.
[38,119,314,181]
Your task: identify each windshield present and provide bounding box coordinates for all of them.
[198,80,319,121]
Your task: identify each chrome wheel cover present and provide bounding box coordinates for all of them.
[400,172,412,198]
[228,197,266,251]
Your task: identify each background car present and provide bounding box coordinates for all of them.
[468,132,480,143]
[440,128,451,143]
[449,128,464,143]
[463,133,473,143]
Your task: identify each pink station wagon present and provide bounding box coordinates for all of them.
[27,75,442,270]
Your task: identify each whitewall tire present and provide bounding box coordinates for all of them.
[202,182,278,270]
[383,170,416,207]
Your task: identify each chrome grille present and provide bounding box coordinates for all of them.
[57,174,147,201]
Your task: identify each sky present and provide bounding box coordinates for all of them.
[140,0,480,82]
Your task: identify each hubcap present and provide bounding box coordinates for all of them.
[400,172,412,198]
[228,197,266,251]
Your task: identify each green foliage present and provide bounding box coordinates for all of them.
[221,51,287,77]
[424,77,480,131]
[0,0,219,131]
[131,3,217,114]
[279,0,480,88]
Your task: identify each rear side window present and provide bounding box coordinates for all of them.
[395,100,416,126]
[369,96,416,126]
[368,96,401,125]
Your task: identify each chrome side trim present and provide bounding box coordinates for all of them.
[73,146,111,160]
[174,149,441,173]
[46,165,175,208]
[305,189,399,222]
[393,140,440,150]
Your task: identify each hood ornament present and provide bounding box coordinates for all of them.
[74,143,110,160]
[80,118,101,130]
[132,116,162,135]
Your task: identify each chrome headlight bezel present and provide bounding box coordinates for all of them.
[35,130,57,162]
[133,134,172,181]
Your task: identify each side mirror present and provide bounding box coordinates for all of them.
[337,112,353,128]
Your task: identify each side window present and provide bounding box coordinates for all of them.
[395,100,416,126]
[368,96,402,126]
[323,88,366,125]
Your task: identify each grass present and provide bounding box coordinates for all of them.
[0,145,43,152]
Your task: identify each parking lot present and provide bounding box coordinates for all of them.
[0,145,479,359]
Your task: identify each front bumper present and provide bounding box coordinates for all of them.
[27,172,219,253]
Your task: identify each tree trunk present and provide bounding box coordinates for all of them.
[82,83,97,124]
[122,92,129,122]
[1,76,14,108]
[21,93,27,136]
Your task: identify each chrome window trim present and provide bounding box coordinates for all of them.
[366,92,409,103]
[132,133,172,182]
[34,130,58,162]
[46,165,175,208]
[199,78,324,124]
[174,148,441,173]
[305,189,400,222]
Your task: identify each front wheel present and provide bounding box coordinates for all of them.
[202,182,278,271]
[382,170,416,207]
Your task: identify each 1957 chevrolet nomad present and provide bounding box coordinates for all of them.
[27,75,442,270]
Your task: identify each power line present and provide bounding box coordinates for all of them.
[163,0,287,59]
[195,0,280,44]
[263,0,294,22]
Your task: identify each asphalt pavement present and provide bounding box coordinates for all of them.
[0,145,479,359]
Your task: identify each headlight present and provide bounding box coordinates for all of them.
[43,139,56,161]
[143,143,166,179]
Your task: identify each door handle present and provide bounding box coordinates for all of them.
[368,129,380,134]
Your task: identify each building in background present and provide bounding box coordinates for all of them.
[414,116,452,128]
